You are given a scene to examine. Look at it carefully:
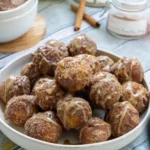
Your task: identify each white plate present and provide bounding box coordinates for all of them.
[0,49,149,150]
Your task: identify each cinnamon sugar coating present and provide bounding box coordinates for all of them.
[97,55,114,72]
[79,117,111,144]
[32,77,53,95]
[122,81,150,113]
[21,62,42,87]
[0,75,30,103]
[106,101,139,137]
[46,39,69,57]
[5,95,37,126]
[25,111,62,143]
[88,72,122,109]
[32,40,69,76]
[55,57,93,92]
[111,57,144,83]
[75,54,101,74]
[34,78,66,111]
[57,96,92,130]
[68,34,97,56]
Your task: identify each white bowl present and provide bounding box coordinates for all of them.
[0,0,35,20]
[0,0,38,43]
[0,49,149,150]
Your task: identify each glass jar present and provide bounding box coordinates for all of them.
[107,0,149,39]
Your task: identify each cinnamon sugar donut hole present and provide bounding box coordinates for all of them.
[32,77,53,95]
[0,75,30,103]
[111,57,144,83]
[68,34,97,56]
[21,62,42,87]
[88,72,122,109]
[46,39,69,57]
[79,117,111,144]
[97,55,114,72]
[34,78,66,111]
[57,96,92,130]
[5,95,37,126]
[55,57,93,92]
[75,54,101,74]
[32,40,69,76]
[106,101,139,137]
[122,81,150,113]
[25,111,62,143]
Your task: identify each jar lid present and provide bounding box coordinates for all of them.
[112,0,149,11]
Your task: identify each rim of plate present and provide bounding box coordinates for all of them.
[0,49,149,148]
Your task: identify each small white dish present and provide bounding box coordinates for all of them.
[0,0,38,43]
[0,49,149,150]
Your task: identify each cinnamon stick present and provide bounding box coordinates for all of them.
[74,0,86,31]
[71,4,100,28]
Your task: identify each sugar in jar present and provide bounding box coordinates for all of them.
[107,0,150,39]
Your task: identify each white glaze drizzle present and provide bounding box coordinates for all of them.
[90,72,120,108]
[125,82,145,106]
[32,112,61,128]
[117,102,130,135]
[62,99,90,129]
